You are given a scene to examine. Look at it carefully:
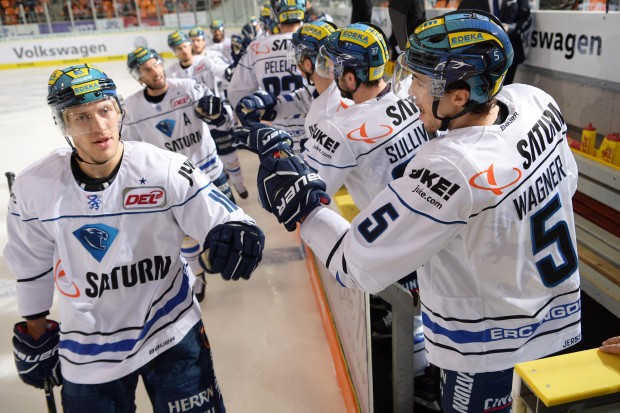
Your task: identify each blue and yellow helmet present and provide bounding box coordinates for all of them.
[210,19,225,31]
[127,47,163,80]
[188,26,205,38]
[270,0,305,24]
[404,10,514,104]
[291,20,338,65]
[320,23,389,82]
[167,30,190,49]
[47,64,122,132]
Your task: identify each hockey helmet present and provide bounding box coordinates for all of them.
[316,23,389,82]
[167,30,190,49]
[188,26,206,39]
[47,64,123,134]
[403,10,513,105]
[210,19,225,31]
[289,20,338,67]
[270,0,305,24]
[127,47,164,80]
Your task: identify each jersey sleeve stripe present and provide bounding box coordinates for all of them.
[16,267,53,282]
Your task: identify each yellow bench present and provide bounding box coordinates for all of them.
[513,348,620,412]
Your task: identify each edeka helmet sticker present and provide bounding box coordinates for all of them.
[156,119,176,137]
[73,223,119,262]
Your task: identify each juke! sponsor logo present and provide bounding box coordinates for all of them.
[409,168,461,201]
[123,187,166,209]
[309,126,340,153]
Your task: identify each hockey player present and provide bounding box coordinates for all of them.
[205,19,233,65]
[235,22,433,407]
[235,20,347,153]
[188,26,208,56]
[6,63,264,412]
[167,32,249,200]
[123,47,236,302]
[227,0,306,108]
[255,10,581,413]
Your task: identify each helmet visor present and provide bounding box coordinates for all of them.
[314,46,336,79]
[62,97,122,137]
[392,53,415,99]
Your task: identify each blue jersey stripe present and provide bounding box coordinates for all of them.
[208,190,237,212]
[60,273,192,356]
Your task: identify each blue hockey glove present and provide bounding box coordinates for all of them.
[13,320,62,389]
[195,94,226,126]
[235,91,277,125]
[257,148,331,231]
[199,221,264,280]
[232,123,293,159]
[230,34,246,66]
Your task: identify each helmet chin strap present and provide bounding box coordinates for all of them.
[65,136,111,166]
[431,99,474,132]
[336,76,362,101]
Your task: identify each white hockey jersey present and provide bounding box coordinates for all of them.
[4,141,253,384]
[227,32,304,107]
[206,38,233,64]
[301,81,352,152]
[301,84,581,373]
[166,54,229,98]
[304,85,429,209]
[270,84,316,148]
[122,78,228,181]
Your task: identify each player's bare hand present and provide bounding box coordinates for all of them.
[600,336,620,355]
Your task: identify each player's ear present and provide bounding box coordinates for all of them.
[451,88,471,109]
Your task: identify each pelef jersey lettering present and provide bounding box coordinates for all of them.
[228,32,303,107]
[300,84,581,374]
[4,141,254,385]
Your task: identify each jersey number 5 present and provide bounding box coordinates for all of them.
[358,203,399,243]
[530,194,578,287]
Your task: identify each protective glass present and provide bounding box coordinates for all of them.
[392,53,415,99]
[315,46,337,79]
[62,97,122,137]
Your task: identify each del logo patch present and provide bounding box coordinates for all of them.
[172,94,191,108]
[156,119,176,137]
[73,223,119,262]
[123,186,166,209]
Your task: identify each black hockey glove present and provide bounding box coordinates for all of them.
[232,123,293,159]
[199,221,265,280]
[195,95,226,127]
[235,91,277,125]
[257,147,331,231]
[13,320,62,389]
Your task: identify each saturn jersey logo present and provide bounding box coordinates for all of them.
[250,42,271,55]
[156,119,176,138]
[73,223,119,262]
[54,259,80,298]
[469,163,522,195]
[347,123,394,144]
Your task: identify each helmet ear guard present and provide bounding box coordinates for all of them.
[320,23,389,83]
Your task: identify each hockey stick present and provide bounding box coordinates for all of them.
[5,171,15,193]
[43,377,57,413]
